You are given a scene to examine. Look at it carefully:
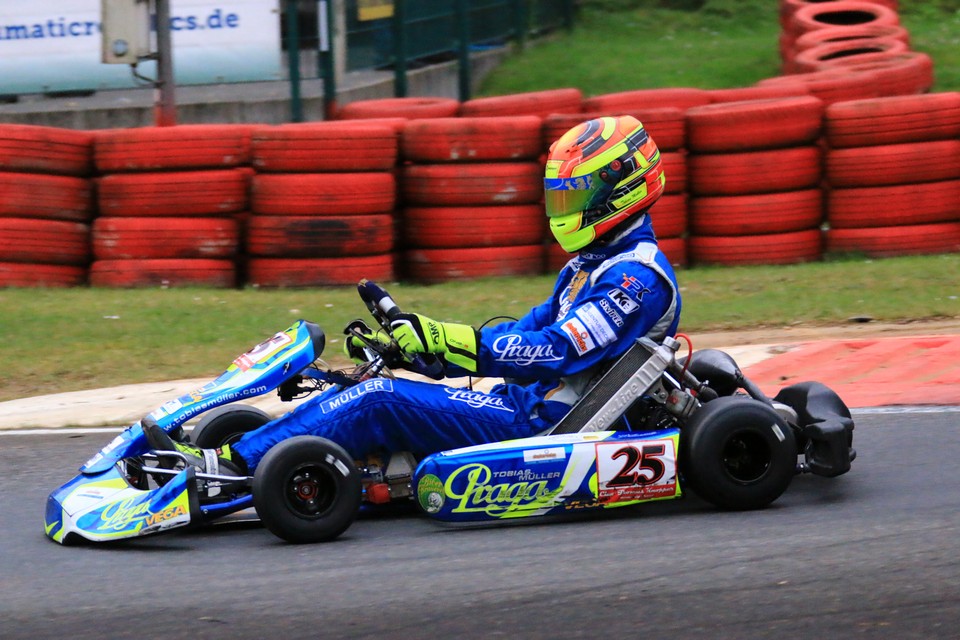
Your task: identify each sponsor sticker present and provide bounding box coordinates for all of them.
[320,378,394,414]
[575,303,617,347]
[561,317,596,356]
[598,298,624,327]
[620,274,652,300]
[523,447,566,463]
[607,288,640,314]
[418,474,445,514]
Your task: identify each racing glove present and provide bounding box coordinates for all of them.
[343,320,392,364]
[390,313,479,373]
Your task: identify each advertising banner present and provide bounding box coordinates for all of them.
[0,0,281,95]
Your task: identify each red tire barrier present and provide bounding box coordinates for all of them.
[658,236,688,267]
[0,172,93,221]
[826,180,960,228]
[789,1,899,37]
[818,52,936,96]
[825,93,960,148]
[707,83,810,103]
[790,36,907,74]
[689,229,822,265]
[582,87,711,113]
[403,245,544,283]
[89,259,237,288]
[458,88,582,118]
[780,0,899,30]
[98,169,249,217]
[689,146,822,196]
[0,262,86,287]
[251,172,396,216]
[649,194,687,239]
[402,205,544,249]
[400,162,542,206]
[92,217,239,259]
[0,124,93,176]
[94,124,254,173]
[335,97,460,120]
[401,116,543,163]
[0,218,89,265]
[690,189,823,236]
[251,122,398,172]
[825,222,960,257]
[246,254,394,287]
[543,108,685,152]
[792,23,910,55]
[757,69,881,104]
[826,141,960,188]
[245,214,394,257]
[686,96,824,153]
[661,152,687,195]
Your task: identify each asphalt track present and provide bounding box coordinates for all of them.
[3,409,959,640]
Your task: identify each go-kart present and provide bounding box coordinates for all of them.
[45,281,855,545]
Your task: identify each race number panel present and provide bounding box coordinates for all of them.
[595,438,678,503]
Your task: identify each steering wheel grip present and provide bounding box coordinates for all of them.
[356,280,445,380]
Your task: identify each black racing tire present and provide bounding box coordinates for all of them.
[191,405,272,449]
[680,396,797,510]
[253,436,362,543]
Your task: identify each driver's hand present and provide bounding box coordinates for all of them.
[343,322,392,364]
[390,313,479,373]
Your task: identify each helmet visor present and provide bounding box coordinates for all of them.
[543,172,610,218]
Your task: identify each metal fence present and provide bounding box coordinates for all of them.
[284,0,575,114]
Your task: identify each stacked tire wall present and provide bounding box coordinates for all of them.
[246,121,400,287]
[91,125,250,287]
[685,96,826,266]
[399,115,547,283]
[823,93,960,256]
[2,0,959,287]
[0,125,93,287]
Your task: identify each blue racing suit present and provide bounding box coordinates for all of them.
[231,215,681,470]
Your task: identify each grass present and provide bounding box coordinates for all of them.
[479,0,960,96]
[2,253,958,402]
[3,1,959,402]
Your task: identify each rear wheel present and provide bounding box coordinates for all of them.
[681,396,797,510]
[191,405,272,449]
[253,437,362,543]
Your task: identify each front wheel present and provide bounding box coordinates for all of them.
[253,436,362,543]
[191,405,272,448]
[680,396,797,510]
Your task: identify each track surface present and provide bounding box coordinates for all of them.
[3,411,959,640]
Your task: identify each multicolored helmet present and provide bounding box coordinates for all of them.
[544,115,665,253]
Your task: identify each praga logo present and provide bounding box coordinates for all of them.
[492,334,563,366]
[444,388,514,412]
[444,463,563,516]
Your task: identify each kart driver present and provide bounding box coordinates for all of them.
[146,115,682,477]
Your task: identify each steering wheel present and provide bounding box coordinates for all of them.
[355,279,445,380]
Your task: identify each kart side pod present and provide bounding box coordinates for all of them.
[412,429,683,523]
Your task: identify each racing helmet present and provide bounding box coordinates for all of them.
[544,115,665,253]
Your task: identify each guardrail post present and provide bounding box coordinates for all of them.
[456,0,470,102]
[514,0,528,50]
[285,0,304,122]
[319,0,337,119]
[393,0,408,97]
